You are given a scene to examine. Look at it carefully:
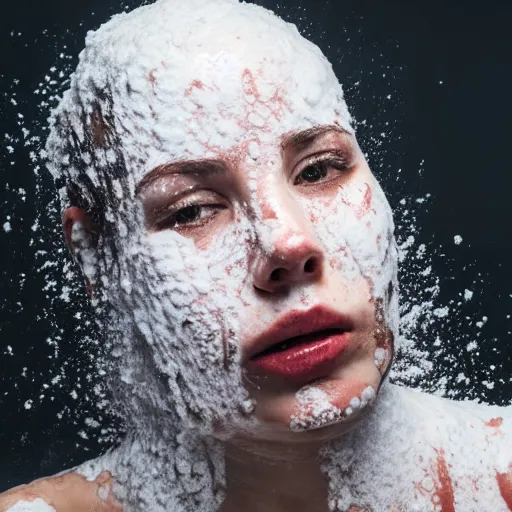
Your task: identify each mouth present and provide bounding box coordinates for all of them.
[245,306,353,384]
[251,328,344,358]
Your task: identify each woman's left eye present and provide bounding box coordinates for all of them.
[293,158,348,186]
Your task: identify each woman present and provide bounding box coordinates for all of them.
[1,0,511,510]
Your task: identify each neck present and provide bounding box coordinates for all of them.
[222,437,329,512]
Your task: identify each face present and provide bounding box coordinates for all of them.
[136,124,396,440]
[55,1,398,442]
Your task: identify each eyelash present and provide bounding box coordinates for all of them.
[293,155,350,186]
[155,203,226,231]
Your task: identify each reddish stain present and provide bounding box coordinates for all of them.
[355,183,373,220]
[414,448,456,512]
[85,279,93,298]
[486,417,503,428]
[148,70,157,86]
[240,68,290,127]
[260,200,278,221]
[497,471,512,510]
[329,256,342,271]
[340,183,375,220]
[185,79,205,96]
[242,68,261,99]
[372,298,392,351]
[433,449,455,512]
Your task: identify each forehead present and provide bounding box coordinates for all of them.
[79,0,353,180]
[109,57,351,183]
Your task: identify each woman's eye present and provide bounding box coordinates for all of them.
[156,204,224,230]
[294,158,348,186]
[173,205,202,225]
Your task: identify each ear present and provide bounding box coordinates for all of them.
[62,207,97,297]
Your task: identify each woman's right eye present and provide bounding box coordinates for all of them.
[155,203,226,231]
[172,205,202,225]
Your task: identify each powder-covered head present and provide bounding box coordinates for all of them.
[46,0,397,440]
[47,0,352,210]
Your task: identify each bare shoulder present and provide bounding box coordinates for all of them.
[0,471,122,512]
[389,384,512,509]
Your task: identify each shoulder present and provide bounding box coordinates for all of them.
[0,471,122,512]
[384,384,512,509]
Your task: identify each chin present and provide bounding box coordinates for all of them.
[244,369,383,443]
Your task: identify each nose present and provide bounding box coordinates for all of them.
[252,229,324,293]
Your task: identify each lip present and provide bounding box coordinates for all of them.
[245,306,353,384]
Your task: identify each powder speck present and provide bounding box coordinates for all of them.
[464,289,473,301]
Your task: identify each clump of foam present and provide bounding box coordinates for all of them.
[290,387,345,432]
[290,386,376,432]
[6,499,56,512]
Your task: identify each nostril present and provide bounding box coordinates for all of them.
[303,258,317,274]
[270,268,284,282]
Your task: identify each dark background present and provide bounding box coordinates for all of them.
[1,0,511,492]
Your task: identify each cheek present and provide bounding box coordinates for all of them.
[304,181,381,264]
[198,218,256,314]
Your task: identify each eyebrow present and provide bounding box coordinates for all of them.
[281,124,350,153]
[136,159,227,194]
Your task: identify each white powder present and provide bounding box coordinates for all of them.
[290,386,345,432]
[6,499,56,512]
[321,382,512,511]
[46,0,357,508]
[19,0,507,510]
[464,288,474,301]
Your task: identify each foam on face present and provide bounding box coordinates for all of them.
[46,0,399,509]
[47,0,396,430]
[290,385,376,432]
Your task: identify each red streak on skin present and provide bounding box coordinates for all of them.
[340,183,375,220]
[486,417,503,428]
[185,79,205,96]
[148,70,157,86]
[414,449,456,512]
[240,68,290,127]
[433,449,456,512]
[242,68,260,99]
[497,471,512,510]
[356,183,373,219]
